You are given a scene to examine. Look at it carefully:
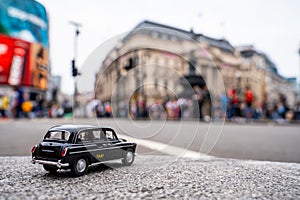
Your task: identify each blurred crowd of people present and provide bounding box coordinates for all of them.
[90,85,300,123]
[220,88,300,123]
[0,88,72,119]
[1,87,300,123]
[126,85,212,121]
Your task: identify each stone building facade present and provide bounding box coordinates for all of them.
[95,21,241,103]
[95,20,296,110]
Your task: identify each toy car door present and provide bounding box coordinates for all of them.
[103,128,123,160]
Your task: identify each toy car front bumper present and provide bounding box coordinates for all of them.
[32,157,69,168]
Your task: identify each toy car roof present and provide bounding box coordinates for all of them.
[48,124,114,133]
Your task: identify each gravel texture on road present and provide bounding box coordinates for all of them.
[1,156,300,199]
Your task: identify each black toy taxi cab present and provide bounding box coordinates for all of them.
[31,124,137,176]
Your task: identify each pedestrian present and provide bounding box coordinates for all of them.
[253,101,263,120]
[21,99,33,118]
[104,102,112,117]
[294,102,300,121]
[244,86,253,108]
[36,95,46,118]
[201,85,211,122]
[220,93,228,117]
[0,93,10,119]
[165,97,178,119]
[228,88,239,119]
[177,97,189,119]
[15,88,25,118]
[136,97,147,118]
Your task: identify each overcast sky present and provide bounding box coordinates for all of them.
[37,0,300,94]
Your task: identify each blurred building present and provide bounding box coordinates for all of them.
[95,20,242,103]
[95,20,296,107]
[238,45,297,107]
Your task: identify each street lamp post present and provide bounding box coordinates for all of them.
[70,21,81,111]
[298,42,300,101]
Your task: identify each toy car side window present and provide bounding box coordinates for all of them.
[97,129,106,141]
[77,131,94,143]
[92,129,104,141]
[76,132,85,144]
[100,129,106,140]
[105,130,115,140]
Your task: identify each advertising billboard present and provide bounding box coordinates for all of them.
[0,0,49,91]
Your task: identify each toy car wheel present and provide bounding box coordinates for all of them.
[43,164,58,173]
[122,149,135,166]
[72,157,88,176]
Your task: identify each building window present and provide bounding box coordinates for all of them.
[165,80,168,90]
[170,36,178,42]
[161,34,168,40]
[164,58,169,67]
[135,55,139,66]
[151,31,159,38]
[155,79,158,89]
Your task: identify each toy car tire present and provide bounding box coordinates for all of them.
[122,149,135,166]
[43,164,58,173]
[71,157,88,176]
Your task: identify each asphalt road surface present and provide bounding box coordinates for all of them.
[0,118,299,163]
[1,156,300,199]
[1,118,300,199]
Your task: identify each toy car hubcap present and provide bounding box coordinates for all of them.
[76,159,87,173]
[126,151,133,163]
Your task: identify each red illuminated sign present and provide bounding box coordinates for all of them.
[0,34,48,90]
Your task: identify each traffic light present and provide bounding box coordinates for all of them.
[72,59,78,77]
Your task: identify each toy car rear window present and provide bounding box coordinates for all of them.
[44,131,71,141]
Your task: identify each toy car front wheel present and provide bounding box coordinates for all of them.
[43,164,58,173]
[71,157,88,176]
[122,149,135,166]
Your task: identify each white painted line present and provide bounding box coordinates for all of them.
[118,134,215,160]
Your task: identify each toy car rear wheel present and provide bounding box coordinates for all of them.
[122,149,135,166]
[71,157,88,176]
[43,164,58,173]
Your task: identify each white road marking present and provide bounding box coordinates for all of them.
[118,134,214,160]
